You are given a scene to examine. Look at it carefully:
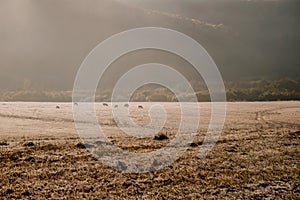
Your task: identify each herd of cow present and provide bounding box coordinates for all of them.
[103,103,143,109]
[56,103,144,109]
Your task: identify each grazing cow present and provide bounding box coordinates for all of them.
[138,105,143,109]
[103,103,109,107]
[56,105,60,109]
[124,103,129,108]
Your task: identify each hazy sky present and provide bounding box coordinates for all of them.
[0,0,299,91]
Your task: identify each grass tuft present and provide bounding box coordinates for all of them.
[154,133,169,141]
[23,142,35,147]
[0,141,8,146]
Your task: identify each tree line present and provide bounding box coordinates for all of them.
[1,79,299,102]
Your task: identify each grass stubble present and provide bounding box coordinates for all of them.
[0,103,299,199]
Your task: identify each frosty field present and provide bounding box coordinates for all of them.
[0,102,299,199]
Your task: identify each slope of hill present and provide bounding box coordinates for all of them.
[0,0,299,92]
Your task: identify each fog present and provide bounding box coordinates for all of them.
[0,0,299,91]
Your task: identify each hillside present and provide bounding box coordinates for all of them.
[0,0,299,92]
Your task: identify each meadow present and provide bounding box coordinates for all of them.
[0,102,299,199]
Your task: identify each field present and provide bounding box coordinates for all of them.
[0,102,299,199]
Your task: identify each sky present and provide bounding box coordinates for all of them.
[0,0,299,91]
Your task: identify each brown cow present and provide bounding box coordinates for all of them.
[138,105,143,109]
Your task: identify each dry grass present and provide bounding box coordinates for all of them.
[0,102,299,199]
[1,129,299,199]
